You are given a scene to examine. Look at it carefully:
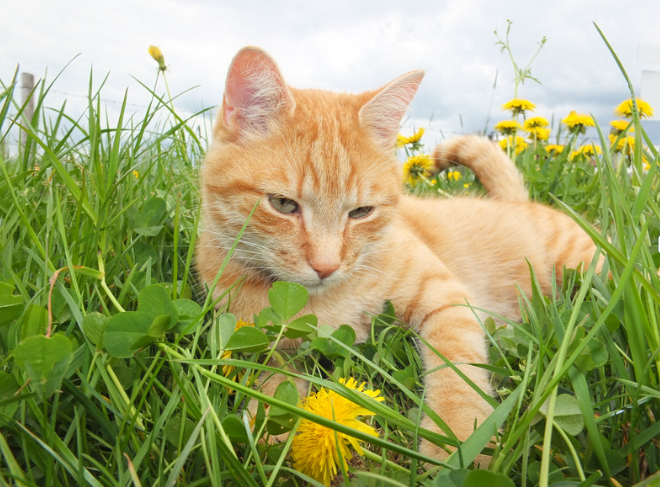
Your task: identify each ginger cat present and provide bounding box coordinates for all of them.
[196,46,602,461]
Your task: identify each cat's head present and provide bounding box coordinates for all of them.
[201,47,423,293]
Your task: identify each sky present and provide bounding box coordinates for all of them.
[3,0,660,149]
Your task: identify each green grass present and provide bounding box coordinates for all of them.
[0,56,659,487]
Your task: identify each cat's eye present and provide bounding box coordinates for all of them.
[348,206,374,219]
[269,195,299,214]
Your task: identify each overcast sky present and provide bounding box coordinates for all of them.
[3,0,660,148]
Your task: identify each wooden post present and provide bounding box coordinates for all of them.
[20,72,35,148]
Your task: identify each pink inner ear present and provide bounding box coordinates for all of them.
[360,70,425,148]
[224,50,263,113]
[222,47,293,135]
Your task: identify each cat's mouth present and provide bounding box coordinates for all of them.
[250,264,340,294]
[283,271,344,295]
[302,279,336,296]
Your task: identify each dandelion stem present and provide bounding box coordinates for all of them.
[161,71,175,113]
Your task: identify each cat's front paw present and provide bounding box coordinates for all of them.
[418,407,494,468]
[419,437,492,468]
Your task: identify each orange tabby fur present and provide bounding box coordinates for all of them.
[196,47,603,462]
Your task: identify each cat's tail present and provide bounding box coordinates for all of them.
[431,135,529,203]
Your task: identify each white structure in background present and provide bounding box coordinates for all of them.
[638,43,660,122]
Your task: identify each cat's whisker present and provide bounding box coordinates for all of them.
[357,248,390,260]
[215,247,264,256]
[352,264,387,277]
[204,231,273,251]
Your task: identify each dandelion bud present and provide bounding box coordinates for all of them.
[148,45,167,72]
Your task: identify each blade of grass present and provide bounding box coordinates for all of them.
[164,408,209,487]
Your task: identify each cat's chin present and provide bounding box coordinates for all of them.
[284,274,344,296]
[303,280,336,296]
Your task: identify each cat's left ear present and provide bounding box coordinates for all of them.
[359,71,424,150]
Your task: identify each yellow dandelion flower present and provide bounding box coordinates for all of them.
[502,98,536,116]
[447,170,462,181]
[570,145,602,160]
[610,120,631,134]
[607,133,616,147]
[523,116,549,130]
[407,128,425,144]
[339,377,385,402]
[463,182,471,188]
[222,319,254,378]
[614,98,654,119]
[291,378,384,486]
[561,111,594,134]
[148,45,167,72]
[527,126,550,141]
[581,145,602,157]
[494,120,522,136]
[545,144,564,154]
[498,135,528,155]
[609,134,635,154]
[402,154,433,187]
[397,128,425,148]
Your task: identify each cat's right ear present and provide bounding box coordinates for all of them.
[359,70,424,150]
[222,47,295,138]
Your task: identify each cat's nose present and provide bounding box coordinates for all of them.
[310,260,340,279]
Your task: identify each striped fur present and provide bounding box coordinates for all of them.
[196,47,603,463]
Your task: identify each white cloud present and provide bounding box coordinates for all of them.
[2,0,660,146]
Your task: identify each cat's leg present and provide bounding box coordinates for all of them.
[390,255,494,465]
[415,303,494,466]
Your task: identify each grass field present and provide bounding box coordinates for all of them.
[0,48,659,487]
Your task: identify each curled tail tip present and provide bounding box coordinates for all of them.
[430,144,453,173]
[430,135,475,173]
[431,135,529,203]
